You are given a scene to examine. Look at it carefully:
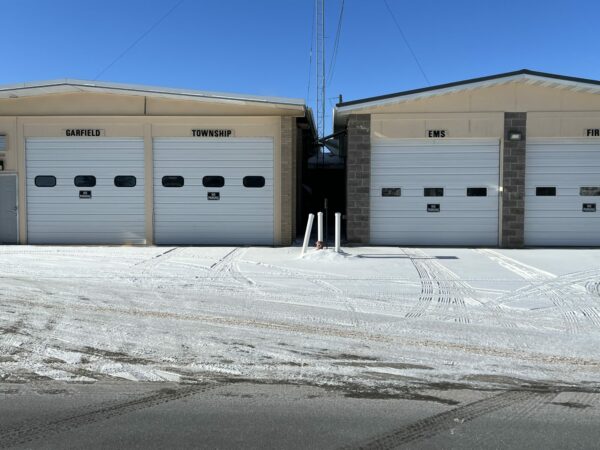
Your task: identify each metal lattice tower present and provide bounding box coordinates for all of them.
[315,0,325,139]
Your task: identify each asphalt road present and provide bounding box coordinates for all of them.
[0,381,599,449]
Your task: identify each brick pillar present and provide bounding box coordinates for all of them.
[280,117,294,246]
[501,112,527,248]
[346,114,371,243]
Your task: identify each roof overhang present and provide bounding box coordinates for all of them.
[0,79,306,112]
[335,69,600,122]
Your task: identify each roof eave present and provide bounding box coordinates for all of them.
[335,69,600,115]
[0,79,305,110]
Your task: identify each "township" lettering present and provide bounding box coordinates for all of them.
[192,129,233,137]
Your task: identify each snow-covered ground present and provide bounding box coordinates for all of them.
[1,245,600,392]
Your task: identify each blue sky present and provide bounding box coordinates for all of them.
[2,0,600,132]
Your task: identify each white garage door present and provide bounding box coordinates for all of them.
[525,139,600,246]
[370,139,500,246]
[26,138,145,244]
[153,138,274,245]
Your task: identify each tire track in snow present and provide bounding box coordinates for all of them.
[132,247,181,279]
[475,249,583,334]
[207,247,254,287]
[403,249,472,325]
[342,390,552,450]
[478,251,600,333]
[238,260,365,327]
[4,290,600,372]
[0,383,219,449]
[475,249,556,282]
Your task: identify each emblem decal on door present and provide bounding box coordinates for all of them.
[207,192,220,200]
[79,190,92,199]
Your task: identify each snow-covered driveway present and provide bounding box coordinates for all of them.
[1,245,600,391]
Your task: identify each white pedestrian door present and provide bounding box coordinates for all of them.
[26,138,145,244]
[525,139,600,246]
[370,139,500,246]
[153,138,274,245]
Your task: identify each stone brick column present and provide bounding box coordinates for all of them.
[501,112,527,248]
[280,116,294,246]
[346,114,371,243]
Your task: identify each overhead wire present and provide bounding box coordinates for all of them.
[306,0,316,102]
[93,0,185,80]
[382,0,431,85]
[327,0,345,84]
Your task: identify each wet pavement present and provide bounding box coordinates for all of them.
[1,381,599,449]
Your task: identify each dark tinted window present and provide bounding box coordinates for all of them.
[536,187,556,196]
[467,187,487,197]
[580,187,600,196]
[74,175,96,187]
[243,176,266,188]
[382,188,401,197]
[35,176,56,187]
[114,176,137,187]
[424,187,444,197]
[162,176,184,188]
[203,176,225,188]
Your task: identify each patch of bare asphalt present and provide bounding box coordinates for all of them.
[77,346,156,365]
[550,401,592,409]
[335,362,433,370]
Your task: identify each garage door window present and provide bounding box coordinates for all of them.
[467,187,487,197]
[424,187,444,197]
[243,176,266,188]
[580,187,600,196]
[536,187,556,196]
[382,188,401,197]
[74,175,96,187]
[35,175,56,187]
[114,176,137,188]
[203,176,225,188]
[162,176,184,188]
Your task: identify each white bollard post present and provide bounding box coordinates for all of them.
[301,214,314,256]
[334,213,341,253]
[317,212,324,249]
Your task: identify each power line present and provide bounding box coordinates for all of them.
[382,0,430,85]
[327,0,345,84]
[306,0,316,102]
[93,0,185,80]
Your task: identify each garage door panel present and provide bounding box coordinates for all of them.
[154,162,273,170]
[31,232,145,245]
[370,140,500,246]
[28,223,145,233]
[525,140,600,246]
[372,175,499,184]
[373,232,495,246]
[153,138,274,245]
[26,138,146,245]
[371,222,499,233]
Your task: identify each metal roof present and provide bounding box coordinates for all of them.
[0,79,305,108]
[336,69,600,113]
